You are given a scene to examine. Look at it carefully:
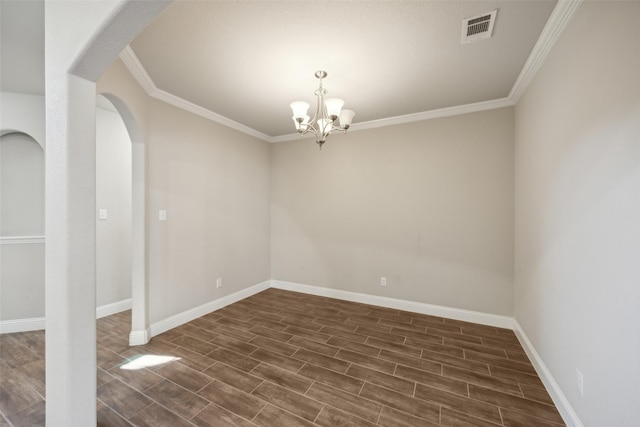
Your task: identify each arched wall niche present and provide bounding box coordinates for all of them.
[0,131,45,322]
[0,92,45,149]
[0,131,44,236]
[0,129,41,141]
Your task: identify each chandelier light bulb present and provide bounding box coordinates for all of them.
[339,109,355,128]
[292,115,310,131]
[324,98,344,120]
[290,101,310,120]
[317,118,332,135]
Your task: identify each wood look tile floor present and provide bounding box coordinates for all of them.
[0,289,565,426]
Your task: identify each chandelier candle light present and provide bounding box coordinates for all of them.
[290,70,355,149]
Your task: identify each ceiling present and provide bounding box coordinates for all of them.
[2,1,558,140]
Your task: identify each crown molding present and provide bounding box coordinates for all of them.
[119,0,582,144]
[269,132,315,144]
[119,46,272,142]
[352,97,515,133]
[509,0,583,102]
[119,46,156,95]
[151,87,273,142]
[271,97,515,143]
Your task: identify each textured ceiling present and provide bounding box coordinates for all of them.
[1,1,558,139]
[130,1,557,138]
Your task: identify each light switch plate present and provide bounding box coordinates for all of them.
[159,210,167,221]
[99,209,108,220]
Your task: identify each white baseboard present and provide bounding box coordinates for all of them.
[270,280,514,329]
[0,317,45,334]
[513,320,584,427]
[0,279,578,427]
[272,280,580,426]
[96,298,132,319]
[148,280,271,338]
[0,298,133,334]
[129,328,150,346]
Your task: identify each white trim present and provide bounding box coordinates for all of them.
[270,280,513,329]
[0,298,133,334]
[348,98,514,133]
[118,0,581,145]
[119,46,272,143]
[270,97,515,143]
[152,88,273,142]
[149,281,271,338]
[509,0,583,102]
[272,280,578,426]
[0,278,580,427]
[0,317,45,334]
[118,46,156,95]
[96,298,132,319]
[514,320,584,427]
[129,328,150,346]
[0,235,45,245]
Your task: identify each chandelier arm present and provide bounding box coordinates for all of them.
[297,122,322,140]
[291,70,353,148]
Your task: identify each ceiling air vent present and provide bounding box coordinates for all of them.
[461,10,497,44]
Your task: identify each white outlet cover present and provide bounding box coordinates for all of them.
[98,209,108,220]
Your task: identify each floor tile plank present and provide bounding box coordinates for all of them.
[1,290,567,427]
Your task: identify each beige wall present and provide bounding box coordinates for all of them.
[96,103,132,307]
[271,107,515,315]
[147,99,271,324]
[514,2,640,425]
[97,58,272,327]
[1,58,273,328]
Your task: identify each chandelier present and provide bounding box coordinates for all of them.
[290,71,355,149]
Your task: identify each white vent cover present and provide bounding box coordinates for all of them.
[461,10,497,44]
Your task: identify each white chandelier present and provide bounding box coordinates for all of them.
[290,71,355,149]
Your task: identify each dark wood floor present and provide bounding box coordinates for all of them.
[1,288,565,426]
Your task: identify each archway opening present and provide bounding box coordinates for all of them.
[95,95,133,318]
[96,94,148,345]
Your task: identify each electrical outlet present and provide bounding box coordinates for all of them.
[216,278,222,288]
[576,369,584,396]
[380,277,387,287]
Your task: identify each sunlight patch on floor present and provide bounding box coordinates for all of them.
[120,354,180,370]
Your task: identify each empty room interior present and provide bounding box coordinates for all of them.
[0,1,638,426]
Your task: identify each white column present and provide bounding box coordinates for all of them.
[130,142,149,345]
[45,73,97,425]
[44,1,169,423]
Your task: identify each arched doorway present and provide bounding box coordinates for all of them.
[96,94,149,345]
[44,2,169,424]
